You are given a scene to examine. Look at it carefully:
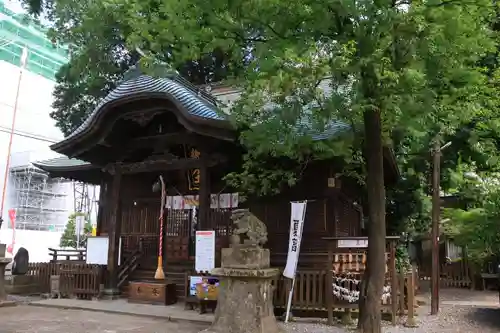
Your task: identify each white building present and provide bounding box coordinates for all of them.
[0,1,77,260]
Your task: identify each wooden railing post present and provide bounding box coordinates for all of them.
[139,237,144,253]
[390,241,397,326]
[326,243,334,326]
[405,265,418,327]
[399,270,406,316]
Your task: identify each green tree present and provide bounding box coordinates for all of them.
[22,0,245,136]
[443,171,500,266]
[118,1,496,331]
[60,213,92,249]
[22,0,500,330]
[387,113,500,238]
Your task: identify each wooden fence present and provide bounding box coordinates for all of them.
[419,259,472,289]
[271,253,416,325]
[48,248,86,263]
[273,270,327,311]
[27,262,105,299]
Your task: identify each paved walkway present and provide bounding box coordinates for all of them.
[18,289,500,332]
[28,298,214,324]
[0,306,208,333]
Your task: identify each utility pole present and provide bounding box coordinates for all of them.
[431,138,441,315]
[431,138,451,315]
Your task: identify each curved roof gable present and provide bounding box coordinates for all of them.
[64,74,227,141]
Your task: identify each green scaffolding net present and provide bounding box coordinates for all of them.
[0,1,68,80]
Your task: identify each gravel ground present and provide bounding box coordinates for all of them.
[1,289,498,332]
[284,289,500,333]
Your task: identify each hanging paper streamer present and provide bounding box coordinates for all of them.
[330,275,392,303]
[165,193,239,210]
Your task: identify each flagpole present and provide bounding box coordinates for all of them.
[284,200,308,323]
[0,46,28,231]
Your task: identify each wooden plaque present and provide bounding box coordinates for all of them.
[128,281,177,305]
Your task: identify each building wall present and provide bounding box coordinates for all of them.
[0,2,75,258]
[0,53,68,221]
[0,229,62,262]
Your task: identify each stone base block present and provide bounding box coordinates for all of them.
[9,275,35,285]
[221,247,270,269]
[203,274,282,333]
[5,275,39,295]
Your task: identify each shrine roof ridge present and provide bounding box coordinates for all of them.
[51,74,228,152]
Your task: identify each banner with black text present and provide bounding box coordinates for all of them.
[283,201,307,279]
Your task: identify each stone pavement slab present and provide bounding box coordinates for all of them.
[28,298,214,324]
[0,305,209,333]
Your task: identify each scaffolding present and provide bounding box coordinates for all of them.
[9,165,70,231]
[73,182,99,219]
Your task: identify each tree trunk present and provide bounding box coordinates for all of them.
[358,108,387,333]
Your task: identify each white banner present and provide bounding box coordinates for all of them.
[283,201,307,279]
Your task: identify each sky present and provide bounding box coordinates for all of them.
[2,0,23,14]
[2,0,51,25]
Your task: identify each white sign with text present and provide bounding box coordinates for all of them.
[195,230,216,273]
[337,239,369,248]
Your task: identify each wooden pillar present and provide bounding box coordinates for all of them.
[95,178,108,236]
[404,265,418,327]
[198,161,211,230]
[104,166,122,297]
[390,240,398,326]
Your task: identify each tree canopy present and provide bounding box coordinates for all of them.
[23,0,244,136]
[119,0,497,330]
[21,0,500,331]
[60,212,92,248]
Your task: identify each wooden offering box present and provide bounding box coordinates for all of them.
[128,280,177,305]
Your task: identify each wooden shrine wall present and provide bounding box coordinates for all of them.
[98,160,364,268]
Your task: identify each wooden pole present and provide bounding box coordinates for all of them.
[390,241,398,326]
[399,270,405,316]
[154,176,166,280]
[405,266,418,327]
[326,243,334,326]
[431,139,441,315]
[104,166,122,297]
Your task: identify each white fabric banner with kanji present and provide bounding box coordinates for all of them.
[283,201,307,279]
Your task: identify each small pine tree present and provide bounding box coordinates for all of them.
[60,213,92,249]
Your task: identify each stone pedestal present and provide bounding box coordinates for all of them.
[0,257,11,300]
[202,246,282,333]
[5,275,38,295]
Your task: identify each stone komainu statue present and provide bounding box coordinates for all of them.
[230,209,268,247]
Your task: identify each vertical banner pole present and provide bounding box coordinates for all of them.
[283,200,308,323]
[284,277,296,323]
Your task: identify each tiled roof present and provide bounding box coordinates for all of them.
[64,74,227,141]
[50,67,351,163]
[32,156,93,170]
